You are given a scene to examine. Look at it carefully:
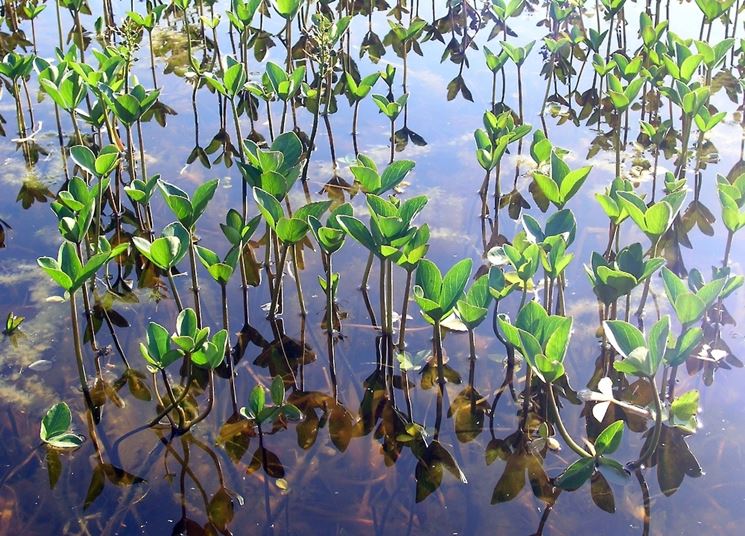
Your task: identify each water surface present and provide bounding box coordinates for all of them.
[1,1,744,534]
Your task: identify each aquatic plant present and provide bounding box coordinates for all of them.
[140,308,228,431]
[4,1,745,531]
[3,312,24,335]
[308,203,353,336]
[159,178,220,325]
[253,187,330,317]
[40,402,84,449]
[414,258,472,388]
[37,240,127,399]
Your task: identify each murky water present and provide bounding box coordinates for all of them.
[1,1,745,534]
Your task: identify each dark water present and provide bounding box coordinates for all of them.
[1,1,745,534]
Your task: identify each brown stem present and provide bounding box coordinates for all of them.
[69,291,91,398]
[397,270,412,350]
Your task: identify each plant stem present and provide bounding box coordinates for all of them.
[352,100,360,155]
[402,369,413,421]
[518,287,528,309]
[467,328,477,412]
[230,99,247,223]
[75,243,99,355]
[69,291,91,398]
[389,119,395,163]
[269,243,289,317]
[723,230,734,267]
[184,369,215,431]
[290,244,306,316]
[615,112,622,178]
[397,270,412,350]
[385,260,394,338]
[379,258,387,335]
[148,31,158,89]
[161,368,186,429]
[635,240,658,318]
[188,237,203,326]
[628,375,663,469]
[517,64,524,123]
[301,59,326,182]
[167,270,185,311]
[237,243,250,327]
[547,382,593,458]
[147,371,193,428]
[361,251,374,290]
[433,320,445,389]
[221,283,238,414]
[326,253,334,336]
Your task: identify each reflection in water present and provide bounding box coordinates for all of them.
[0,0,744,534]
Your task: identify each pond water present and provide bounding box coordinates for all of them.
[1,0,745,534]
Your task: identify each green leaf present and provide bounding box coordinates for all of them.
[456,300,488,328]
[37,256,73,291]
[276,217,308,244]
[613,347,650,376]
[666,326,703,366]
[544,316,572,363]
[76,250,111,289]
[646,316,670,374]
[674,294,705,324]
[176,308,198,338]
[223,62,247,97]
[41,402,72,441]
[644,202,671,236]
[146,322,171,362]
[60,242,83,288]
[596,266,638,296]
[270,376,285,405]
[44,432,85,449]
[556,458,595,491]
[293,200,332,222]
[517,329,543,372]
[532,172,560,205]
[515,300,548,334]
[337,215,379,255]
[412,287,443,320]
[661,267,687,305]
[671,390,699,421]
[150,236,181,268]
[112,94,140,125]
[195,245,220,267]
[253,187,284,228]
[283,403,302,421]
[271,132,303,170]
[209,330,228,368]
[70,145,96,176]
[40,402,83,448]
[559,167,591,203]
[192,179,219,224]
[265,61,288,93]
[379,160,415,192]
[275,0,302,19]
[249,385,265,417]
[208,264,234,284]
[595,420,624,455]
[603,320,645,359]
[696,277,726,309]
[497,314,521,348]
[351,165,381,192]
[415,259,443,302]
[535,353,565,383]
[94,147,119,177]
